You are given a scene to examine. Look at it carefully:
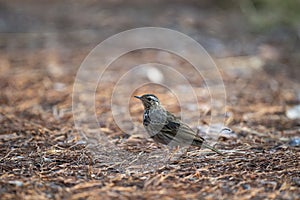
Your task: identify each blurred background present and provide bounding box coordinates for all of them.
[1,1,300,199]
[1,0,299,76]
[1,0,299,127]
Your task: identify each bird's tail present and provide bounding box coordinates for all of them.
[202,142,225,156]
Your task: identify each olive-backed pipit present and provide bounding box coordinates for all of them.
[135,94,223,155]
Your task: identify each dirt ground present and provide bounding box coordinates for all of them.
[0,1,299,199]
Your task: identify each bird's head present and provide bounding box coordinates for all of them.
[134,94,160,109]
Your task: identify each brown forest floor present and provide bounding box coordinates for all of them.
[1,1,300,200]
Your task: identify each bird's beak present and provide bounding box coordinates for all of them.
[134,95,141,99]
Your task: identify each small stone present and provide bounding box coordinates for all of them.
[8,180,23,187]
[43,157,52,162]
[288,137,300,147]
[219,127,237,139]
[241,183,251,190]
[146,66,164,83]
[15,156,24,159]
[76,140,87,145]
[53,82,66,91]
[286,105,300,119]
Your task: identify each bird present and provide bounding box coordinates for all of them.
[134,94,224,156]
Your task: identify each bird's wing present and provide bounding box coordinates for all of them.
[164,111,224,155]
[163,114,202,146]
[177,122,203,144]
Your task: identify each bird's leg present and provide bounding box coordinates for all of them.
[165,145,189,162]
[166,146,179,162]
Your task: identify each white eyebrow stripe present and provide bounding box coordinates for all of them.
[150,96,158,101]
